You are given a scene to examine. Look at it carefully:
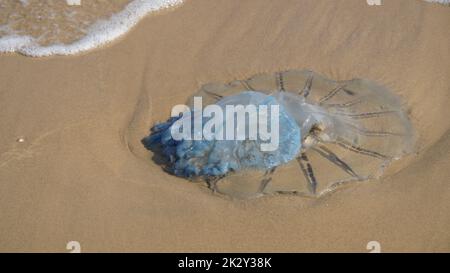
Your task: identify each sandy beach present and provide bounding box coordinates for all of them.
[0,0,449,252]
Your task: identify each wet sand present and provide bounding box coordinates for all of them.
[0,0,449,252]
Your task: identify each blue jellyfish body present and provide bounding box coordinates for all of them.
[142,70,415,198]
[143,91,302,178]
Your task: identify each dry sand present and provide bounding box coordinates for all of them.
[0,0,449,252]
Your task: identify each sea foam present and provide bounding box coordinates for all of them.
[0,0,184,57]
[0,0,447,58]
[425,0,450,4]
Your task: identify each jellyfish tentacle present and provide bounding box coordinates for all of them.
[342,88,356,96]
[338,121,404,137]
[241,80,255,91]
[299,72,313,98]
[354,129,405,137]
[296,153,317,194]
[335,138,389,159]
[258,167,277,193]
[201,87,223,101]
[276,72,286,92]
[333,110,399,119]
[312,146,360,178]
[318,85,345,104]
[322,98,363,108]
[206,175,225,193]
[342,122,405,137]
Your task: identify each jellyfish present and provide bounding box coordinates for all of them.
[143,70,415,199]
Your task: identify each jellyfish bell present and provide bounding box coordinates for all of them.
[144,69,415,199]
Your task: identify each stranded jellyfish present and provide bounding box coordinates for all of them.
[143,70,414,199]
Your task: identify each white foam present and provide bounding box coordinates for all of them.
[19,0,29,6]
[0,0,184,57]
[0,0,446,57]
[424,0,450,4]
[66,0,81,6]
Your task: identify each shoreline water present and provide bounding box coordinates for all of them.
[0,0,184,57]
[0,0,449,57]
